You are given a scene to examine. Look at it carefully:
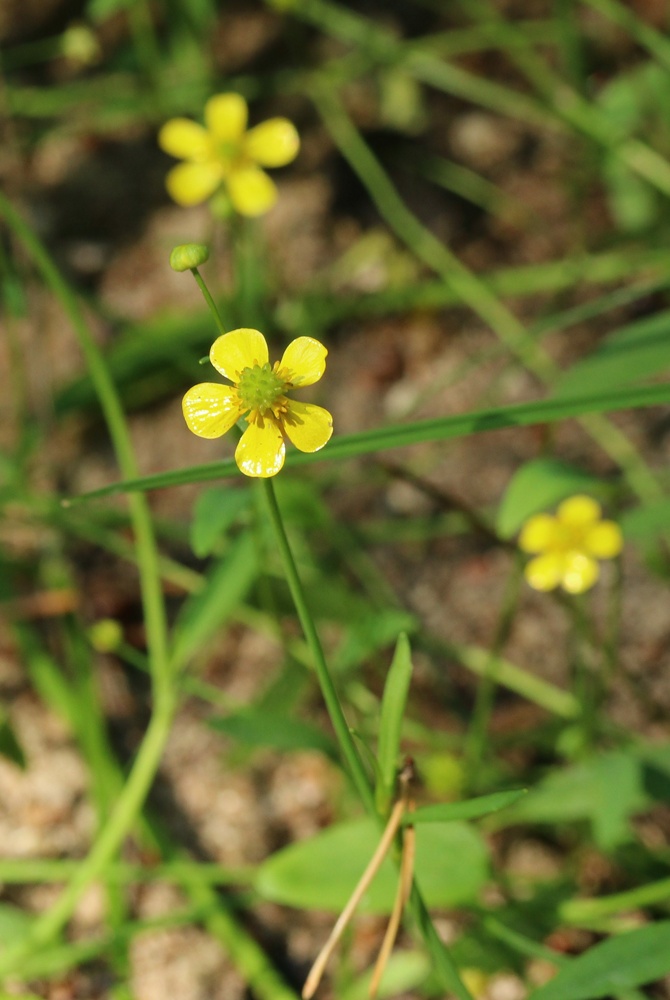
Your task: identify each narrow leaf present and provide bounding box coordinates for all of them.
[255,819,489,914]
[528,922,670,1000]
[171,532,257,669]
[376,633,413,812]
[405,789,527,825]
[72,381,670,501]
[554,309,670,399]
[190,487,250,558]
[210,708,338,758]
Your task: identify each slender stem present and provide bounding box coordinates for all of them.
[261,478,375,812]
[313,86,663,505]
[0,193,175,975]
[0,696,175,975]
[191,266,228,334]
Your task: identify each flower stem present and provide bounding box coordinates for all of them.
[0,192,175,975]
[261,478,375,813]
[191,266,228,335]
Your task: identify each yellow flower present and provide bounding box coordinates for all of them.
[183,328,333,478]
[519,495,623,594]
[158,93,299,216]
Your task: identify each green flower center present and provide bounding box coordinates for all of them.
[237,363,288,414]
[216,139,238,158]
[554,524,587,553]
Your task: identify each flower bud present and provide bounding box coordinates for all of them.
[88,619,123,653]
[169,243,209,272]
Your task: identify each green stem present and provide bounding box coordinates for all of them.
[0,696,175,975]
[191,266,228,334]
[313,86,662,505]
[0,192,175,977]
[261,478,375,813]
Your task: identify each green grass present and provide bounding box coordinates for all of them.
[1,1,670,998]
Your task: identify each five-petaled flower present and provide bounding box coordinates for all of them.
[183,328,333,478]
[158,93,299,216]
[518,495,623,594]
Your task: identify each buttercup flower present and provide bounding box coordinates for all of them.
[519,495,623,594]
[158,93,299,216]
[183,328,333,478]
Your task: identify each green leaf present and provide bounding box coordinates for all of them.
[528,922,670,1000]
[0,712,26,769]
[190,487,251,558]
[497,459,607,538]
[376,633,413,813]
[334,609,417,673]
[171,532,257,669]
[339,950,431,1000]
[603,156,657,233]
[495,750,648,849]
[406,789,527,825]
[0,903,33,950]
[210,708,338,758]
[73,381,670,501]
[255,818,489,914]
[620,499,670,543]
[554,309,670,399]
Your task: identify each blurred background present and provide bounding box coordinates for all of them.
[2,1,670,998]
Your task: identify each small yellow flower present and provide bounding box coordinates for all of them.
[158,93,299,216]
[183,328,333,478]
[519,495,623,594]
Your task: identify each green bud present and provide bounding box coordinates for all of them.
[88,619,123,653]
[60,24,101,65]
[169,243,210,272]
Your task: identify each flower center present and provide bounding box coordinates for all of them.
[555,523,587,552]
[216,139,239,160]
[237,363,289,415]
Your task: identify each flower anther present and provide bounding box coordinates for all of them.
[182,328,333,478]
[518,494,623,594]
[158,93,299,216]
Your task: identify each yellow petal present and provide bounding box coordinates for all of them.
[584,520,623,559]
[158,118,213,161]
[279,337,328,387]
[524,553,565,591]
[557,495,601,528]
[182,383,242,438]
[235,416,285,478]
[518,514,559,554]
[210,328,269,382]
[227,166,277,216]
[562,552,599,594]
[205,93,248,142]
[244,117,300,166]
[165,162,223,205]
[283,400,333,453]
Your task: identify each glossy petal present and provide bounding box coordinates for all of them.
[524,553,565,592]
[227,166,277,216]
[182,384,242,438]
[210,328,269,383]
[245,118,300,166]
[283,400,333,453]
[279,337,328,387]
[518,514,560,554]
[557,494,601,527]
[584,520,623,559]
[236,416,285,478]
[562,552,599,594]
[205,93,248,142]
[165,162,223,206]
[158,118,213,161]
